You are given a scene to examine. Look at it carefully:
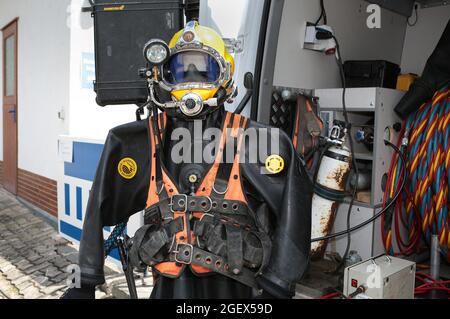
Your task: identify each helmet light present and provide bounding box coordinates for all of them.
[143,39,170,66]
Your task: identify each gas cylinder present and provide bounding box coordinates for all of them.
[310,144,352,259]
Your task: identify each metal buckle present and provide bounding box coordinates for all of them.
[173,243,194,265]
[203,196,213,213]
[170,194,188,213]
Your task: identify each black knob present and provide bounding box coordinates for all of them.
[185,99,197,110]
[393,122,402,132]
[138,68,149,78]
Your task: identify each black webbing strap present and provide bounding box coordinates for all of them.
[250,231,272,275]
[144,195,173,224]
[170,194,248,216]
[131,217,184,266]
[225,224,244,274]
[150,116,164,184]
[192,246,257,288]
[169,244,258,289]
[193,214,269,270]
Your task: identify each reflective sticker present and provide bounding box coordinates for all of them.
[265,155,285,174]
[118,158,138,180]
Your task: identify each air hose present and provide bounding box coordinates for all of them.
[104,222,127,256]
[383,85,450,262]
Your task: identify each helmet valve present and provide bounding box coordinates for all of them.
[180,93,204,117]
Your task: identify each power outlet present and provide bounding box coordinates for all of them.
[302,22,336,54]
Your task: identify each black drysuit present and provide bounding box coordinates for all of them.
[76,108,312,299]
[395,18,450,118]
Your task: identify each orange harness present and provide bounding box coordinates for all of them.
[139,112,270,287]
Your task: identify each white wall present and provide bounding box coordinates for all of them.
[0,0,71,180]
[199,0,248,38]
[274,0,408,90]
[0,0,137,182]
[200,0,266,116]
[400,4,450,76]
[68,0,136,140]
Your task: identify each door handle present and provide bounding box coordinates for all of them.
[8,105,17,122]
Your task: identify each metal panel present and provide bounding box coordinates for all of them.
[256,0,285,124]
[316,88,378,110]
[372,88,404,205]
[326,203,382,261]
[365,0,415,17]
[417,0,450,8]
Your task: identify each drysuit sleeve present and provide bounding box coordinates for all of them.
[242,124,312,298]
[78,121,151,287]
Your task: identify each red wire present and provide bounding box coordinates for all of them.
[414,272,450,296]
[318,292,341,300]
[416,272,439,281]
[416,281,450,289]
[382,128,407,254]
[415,287,450,294]
[381,143,398,250]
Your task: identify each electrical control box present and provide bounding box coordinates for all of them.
[343,255,416,299]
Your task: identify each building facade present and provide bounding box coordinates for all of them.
[0,0,136,219]
[0,0,245,245]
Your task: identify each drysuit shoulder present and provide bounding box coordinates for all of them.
[91,119,151,226]
[241,119,302,213]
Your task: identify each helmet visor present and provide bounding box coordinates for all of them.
[163,51,221,85]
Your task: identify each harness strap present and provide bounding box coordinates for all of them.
[225,224,244,274]
[251,230,272,275]
[214,115,245,196]
[193,214,270,270]
[170,194,248,215]
[130,217,184,266]
[196,113,234,199]
[223,117,249,202]
[171,244,258,289]
[143,112,264,284]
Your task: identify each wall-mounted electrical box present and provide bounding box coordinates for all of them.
[302,22,336,54]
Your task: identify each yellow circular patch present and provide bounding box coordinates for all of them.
[118,158,138,180]
[265,155,285,174]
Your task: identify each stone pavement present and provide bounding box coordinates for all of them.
[0,187,153,299]
[0,188,74,299]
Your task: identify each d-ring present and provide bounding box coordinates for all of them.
[157,183,165,195]
[212,183,228,195]
[168,235,176,252]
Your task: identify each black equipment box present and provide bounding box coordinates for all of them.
[185,0,200,21]
[91,0,184,106]
[343,60,401,89]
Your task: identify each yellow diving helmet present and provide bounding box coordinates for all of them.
[144,21,236,117]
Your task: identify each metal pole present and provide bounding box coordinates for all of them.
[116,236,139,299]
[430,235,440,281]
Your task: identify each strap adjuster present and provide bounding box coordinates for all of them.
[170,195,213,213]
[170,194,188,213]
[173,243,194,265]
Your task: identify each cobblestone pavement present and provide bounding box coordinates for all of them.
[0,188,81,299]
[0,187,154,299]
